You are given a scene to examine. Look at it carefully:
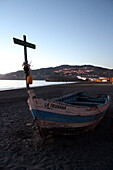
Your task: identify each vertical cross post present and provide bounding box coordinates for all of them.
[23,35,29,89]
[24,35,28,63]
[13,35,36,90]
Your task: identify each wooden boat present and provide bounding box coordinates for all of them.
[28,89,110,136]
[13,35,110,137]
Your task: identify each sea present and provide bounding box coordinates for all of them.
[0,80,77,91]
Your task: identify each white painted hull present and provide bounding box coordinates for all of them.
[28,90,110,136]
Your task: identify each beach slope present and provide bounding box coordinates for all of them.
[0,83,113,169]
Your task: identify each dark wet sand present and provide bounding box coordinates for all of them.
[0,83,113,170]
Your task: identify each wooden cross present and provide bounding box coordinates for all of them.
[13,35,36,63]
[13,35,36,89]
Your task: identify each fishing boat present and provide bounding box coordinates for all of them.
[13,35,110,137]
[27,89,110,136]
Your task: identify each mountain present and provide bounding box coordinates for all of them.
[0,64,113,80]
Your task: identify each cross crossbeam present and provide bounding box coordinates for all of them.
[13,37,36,49]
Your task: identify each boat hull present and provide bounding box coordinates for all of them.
[28,90,110,136]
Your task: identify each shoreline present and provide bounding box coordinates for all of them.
[0,80,112,93]
[1,83,113,169]
[0,81,113,92]
[0,79,79,92]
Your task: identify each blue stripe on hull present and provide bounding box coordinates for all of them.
[31,109,106,123]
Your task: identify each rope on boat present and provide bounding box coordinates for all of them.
[95,105,101,114]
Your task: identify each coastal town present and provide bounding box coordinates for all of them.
[0,64,113,82]
[53,66,113,82]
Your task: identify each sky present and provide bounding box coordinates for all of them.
[0,0,113,74]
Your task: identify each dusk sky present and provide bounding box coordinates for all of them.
[0,0,113,74]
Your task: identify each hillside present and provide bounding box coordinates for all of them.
[0,64,113,80]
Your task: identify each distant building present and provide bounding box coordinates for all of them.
[89,77,113,82]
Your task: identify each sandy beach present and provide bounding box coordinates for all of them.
[0,83,113,169]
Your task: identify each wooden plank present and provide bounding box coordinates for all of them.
[13,38,36,49]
